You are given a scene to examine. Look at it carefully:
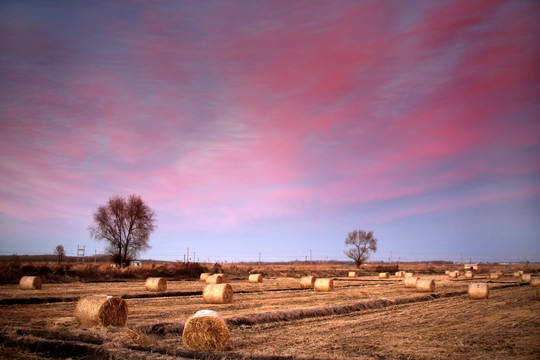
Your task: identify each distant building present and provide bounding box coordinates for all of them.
[464,264,478,270]
[130,260,142,267]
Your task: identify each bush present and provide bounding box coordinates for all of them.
[0,262,209,283]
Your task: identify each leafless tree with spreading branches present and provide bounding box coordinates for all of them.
[89,194,156,267]
[344,229,377,268]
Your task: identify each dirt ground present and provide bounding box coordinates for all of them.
[0,273,539,359]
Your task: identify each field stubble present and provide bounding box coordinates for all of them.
[0,273,538,359]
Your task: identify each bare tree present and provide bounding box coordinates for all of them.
[89,194,157,267]
[344,230,377,268]
[54,245,65,263]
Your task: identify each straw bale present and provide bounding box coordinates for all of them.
[530,276,540,287]
[300,276,316,288]
[203,284,233,304]
[348,271,357,278]
[379,272,389,279]
[404,276,418,288]
[144,277,167,292]
[468,283,489,299]
[314,278,334,291]
[248,274,263,283]
[182,310,229,352]
[521,274,532,283]
[75,295,128,327]
[444,270,450,275]
[449,271,459,278]
[465,271,474,279]
[490,273,500,280]
[19,276,42,290]
[200,273,211,281]
[416,278,435,292]
[395,271,406,277]
[205,274,225,284]
[405,272,414,277]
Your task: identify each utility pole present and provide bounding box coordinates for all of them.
[460,253,463,265]
[310,249,312,264]
[187,247,189,263]
[390,250,392,263]
[259,252,261,266]
[193,252,196,263]
[94,249,97,264]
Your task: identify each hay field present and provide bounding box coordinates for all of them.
[0,272,539,359]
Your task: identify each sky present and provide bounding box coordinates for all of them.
[1,0,539,264]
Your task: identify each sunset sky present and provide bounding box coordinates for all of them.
[1,0,539,263]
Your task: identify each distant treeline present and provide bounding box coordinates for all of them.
[0,254,168,264]
[0,255,455,265]
[235,260,456,266]
[1,254,528,266]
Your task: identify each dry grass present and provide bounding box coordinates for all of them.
[0,267,539,359]
[227,286,540,359]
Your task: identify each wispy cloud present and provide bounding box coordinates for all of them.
[0,0,539,261]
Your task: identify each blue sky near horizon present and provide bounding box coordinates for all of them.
[1,0,539,264]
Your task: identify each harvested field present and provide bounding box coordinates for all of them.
[0,273,539,359]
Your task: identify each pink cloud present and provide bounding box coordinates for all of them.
[0,0,538,249]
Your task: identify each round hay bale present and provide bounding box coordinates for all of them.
[182,310,229,352]
[416,278,435,292]
[145,277,167,292]
[405,272,414,277]
[444,270,451,275]
[468,283,489,299]
[395,271,406,277]
[348,271,357,278]
[404,276,418,288]
[205,274,225,284]
[449,271,459,278]
[465,271,474,279]
[521,274,532,283]
[19,276,42,290]
[530,276,540,287]
[300,276,316,288]
[75,295,128,327]
[314,278,334,291]
[490,273,500,280]
[248,274,263,283]
[379,272,389,279]
[203,284,233,304]
[200,273,211,281]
